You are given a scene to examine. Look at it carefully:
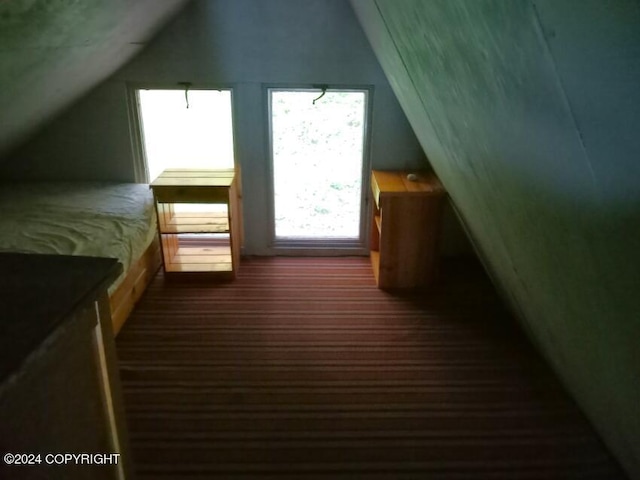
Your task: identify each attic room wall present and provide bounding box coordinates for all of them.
[1,0,473,256]
[351,0,640,477]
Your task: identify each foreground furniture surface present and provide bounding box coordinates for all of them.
[0,253,133,480]
[150,168,241,280]
[370,170,446,289]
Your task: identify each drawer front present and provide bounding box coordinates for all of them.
[371,173,381,208]
[153,186,230,204]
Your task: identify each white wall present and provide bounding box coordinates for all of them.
[4,0,454,255]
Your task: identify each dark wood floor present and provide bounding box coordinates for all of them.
[115,256,626,479]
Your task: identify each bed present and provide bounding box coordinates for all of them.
[0,181,161,335]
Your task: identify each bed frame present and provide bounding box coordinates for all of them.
[109,234,162,336]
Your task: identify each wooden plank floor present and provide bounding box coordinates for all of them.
[115,256,627,479]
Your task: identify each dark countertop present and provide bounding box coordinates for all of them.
[0,253,122,382]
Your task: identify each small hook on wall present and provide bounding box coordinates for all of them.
[177,81,192,109]
[312,84,329,105]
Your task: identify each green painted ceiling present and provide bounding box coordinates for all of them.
[0,0,189,157]
[351,0,640,477]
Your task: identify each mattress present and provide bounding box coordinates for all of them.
[0,181,157,292]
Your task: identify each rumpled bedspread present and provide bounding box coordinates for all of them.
[0,182,157,292]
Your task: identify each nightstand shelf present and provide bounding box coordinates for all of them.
[155,208,229,234]
[370,169,446,289]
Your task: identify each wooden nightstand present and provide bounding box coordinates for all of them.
[370,170,446,289]
[150,168,242,280]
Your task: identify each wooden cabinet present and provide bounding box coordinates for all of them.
[0,254,133,480]
[150,168,242,280]
[370,170,446,289]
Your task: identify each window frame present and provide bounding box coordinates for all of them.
[127,83,237,183]
[265,84,374,254]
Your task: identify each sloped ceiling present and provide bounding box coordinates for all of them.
[350,0,640,477]
[0,0,190,158]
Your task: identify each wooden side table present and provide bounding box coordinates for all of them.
[370,170,446,289]
[150,168,242,280]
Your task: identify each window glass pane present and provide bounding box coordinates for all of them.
[271,90,366,239]
[138,89,234,182]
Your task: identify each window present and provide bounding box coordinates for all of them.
[134,88,234,182]
[268,88,370,249]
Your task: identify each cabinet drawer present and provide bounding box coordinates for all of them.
[371,170,408,208]
[371,173,381,208]
[153,186,230,204]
